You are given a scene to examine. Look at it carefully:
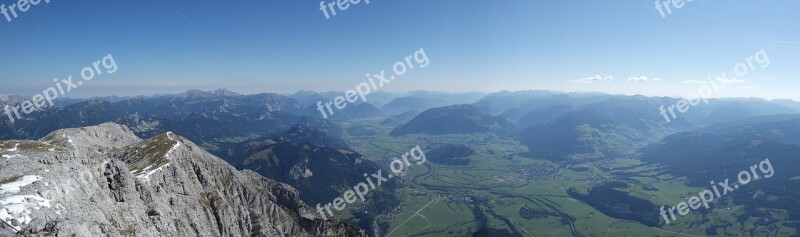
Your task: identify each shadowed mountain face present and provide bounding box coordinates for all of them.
[315,103,384,121]
[216,125,401,235]
[426,144,476,166]
[690,101,798,126]
[272,124,352,149]
[0,123,365,236]
[516,97,694,161]
[390,104,512,136]
[381,92,486,115]
[695,114,800,144]
[219,125,398,206]
[514,104,576,128]
[382,97,449,115]
[380,110,420,126]
[471,90,562,115]
[567,182,663,227]
[638,116,800,180]
[345,103,383,118]
[637,116,800,185]
[637,117,800,231]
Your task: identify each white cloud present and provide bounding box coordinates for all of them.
[627,76,662,82]
[716,77,745,85]
[682,80,709,84]
[573,75,613,83]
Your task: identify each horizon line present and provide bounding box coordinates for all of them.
[1,88,797,102]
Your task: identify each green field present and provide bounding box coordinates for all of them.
[338,118,797,237]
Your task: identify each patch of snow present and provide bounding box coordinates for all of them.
[165,141,181,160]
[54,203,65,215]
[133,134,181,182]
[2,144,20,159]
[62,134,76,150]
[136,164,171,182]
[2,154,21,159]
[0,176,42,194]
[0,194,52,231]
[162,133,182,161]
[6,144,18,152]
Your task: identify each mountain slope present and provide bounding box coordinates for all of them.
[218,125,400,235]
[695,114,800,144]
[517,97,693,161]
[390,105,512,136]
[0,123,364,236]
[381,96,448,115]
[219,125,395,206]
[636,118,800,232]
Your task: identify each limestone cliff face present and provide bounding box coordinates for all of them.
[0,123,365,237]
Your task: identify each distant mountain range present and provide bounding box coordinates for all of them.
[0,89,335,154]
[4,89,797,161]
[2,89,800,235]
[382,91,799,161]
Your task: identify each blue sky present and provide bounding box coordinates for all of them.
[1,0,798,99]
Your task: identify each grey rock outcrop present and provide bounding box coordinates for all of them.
[0,123,365,237]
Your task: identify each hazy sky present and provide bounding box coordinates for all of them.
[1,0,798,99]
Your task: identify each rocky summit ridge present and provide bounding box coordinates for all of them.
[0,123,365,236]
